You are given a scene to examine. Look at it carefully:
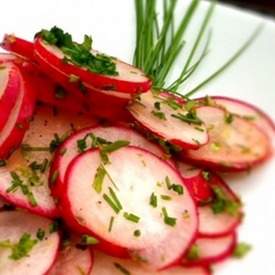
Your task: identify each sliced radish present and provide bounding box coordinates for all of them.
[181,106,271,171]
[0,68,36,159]
[177,162,213,204]
[209,96,275,145]
[183,232,236,266]
[50,126,173,198]
[0,63,21,131]
[47,238,93,275]
[34,37,151,94]
[128,91,208,150]
[91,250,210,275]
[198,174,242,237]
[61,146,197,269]
[0,105,95,217]
[0,210,59,275]
[1,35,34,60]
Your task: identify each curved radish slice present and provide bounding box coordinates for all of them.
[0,210,59,275]
[209,96,275,144]
[128,91,208,150]
[47,240,93,275]
[182,106,271,171]
[183,233,236,266]
[177,162,213,205]
[0,69,36,159]
[61,146,197,269]
[50,126,173,198]
[1,35,34,60]
[34,37,151,94]
[0,63,21,131]
[0,105,95,217]
[198,174,242,237]
[91,250,210,275]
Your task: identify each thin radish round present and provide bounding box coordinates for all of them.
[1,35,34,60]
[183,232,236,266]
[177,162,213,205]
[61,146,198,269]
[0,105,95,217]
[0,210,60,275]
[0,63,21,131]
[34,37,151,94]
[91,250,210,275]
[0,69,36,159]
[50,125,173,198]
[128,91,208,150]
[197,174,242,237]
[47,239,93,275]
[181,106,271,171]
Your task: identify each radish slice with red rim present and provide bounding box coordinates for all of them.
[50,125,173,198]
[61,146,197,269]
[0,210,60,275]
[47,238,93,275]
[181,106,271,171]
[128,91,208,150]
[91,250,211,275]
[0,63,21,131]
[0,105,95,217]
[34,37,151,94]
[183,232,236,266]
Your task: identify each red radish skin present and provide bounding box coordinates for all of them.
[91,250,211,275]
[50,126,173,198]
[0,211,60,275]
[61,147,198,269]
[0,63,21,131]
[198,174,242,237]
[181,106,271,172]
[177,162,213,204]
[0,105,95,217]
[47,240,93,275]
[128,91,208,150]
[1,35,34,60]
[34,38,152,94]
[0,70,36,159]
[183,232,236,266]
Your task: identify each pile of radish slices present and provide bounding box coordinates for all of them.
[0,30,273,275]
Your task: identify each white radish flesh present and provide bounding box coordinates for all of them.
[63,146,197,269]
[128,91,208,149]
[0,211,59,275]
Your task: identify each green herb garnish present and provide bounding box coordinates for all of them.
[134,229,141,237]
[113,262,131,275]
[187,244,200,261]
[92,165,106,194]
[162,207,177,226]
[233,242,252,259]
[225,113,234,124]
[165,176,184,195]
[150,192,158,208]
[123,212,140,223]
[36,229,45,241]
[108,216,115,232]
[80,234,99,246]
[171,110,202,125]
[161,195,172,201]
[151,110,166,120]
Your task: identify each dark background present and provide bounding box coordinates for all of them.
[221,0,275,16]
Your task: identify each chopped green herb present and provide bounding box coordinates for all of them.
[36,229,45,241]
[154,101,161,110]
[151,110,166,120]
[39,26,118,76]
[150,192,158,208]
[49,220,60,233]
[187,244,200,261]
[162,207,177,226]
[243,115,256,121]
[134,229,141,237]
[7,172,37,207]
[108,216,115,232]
[29,159,49,173]
[50,170,59,186]
[103,194,120,214]
[210,142,221,152]
[123,212,140,223]
[202,170,211,181]
[171,111,202,125]
[49,134,62,153]
[195,126,205,132]
[0,160,6,167]
[161,195,172,201]
[113,262,131,275]
[21,144,50,152]
[92,165,106,194]
[225,113,234,124]
[233,242,252,259]
[80,234,99,245]
[165,176,184,195]
[108,187,123,210]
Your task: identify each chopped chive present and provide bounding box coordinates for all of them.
[21,144,50,152]
[162,207,177,226]
[36,229,45,241]
[108,187,123,211]
[80,234,99,245]
[151,110,166,120]
[233,242,252,259]
[150,192,158,208]
[103,194,120,214]
[187,244,200,260]
[202,170,211,181]
[165,176,184,195]
[50,170,59,186]
[113,262,131,275]
[108,216,115,232]
[161,195,172,201]
[134,229,141,237]
[92,165,106,194]
[123,212,140,223]
[225,113,234,124]
[154,101,161,110]
[171,112,202,125]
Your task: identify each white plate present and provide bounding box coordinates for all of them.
[1,1,275,274]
